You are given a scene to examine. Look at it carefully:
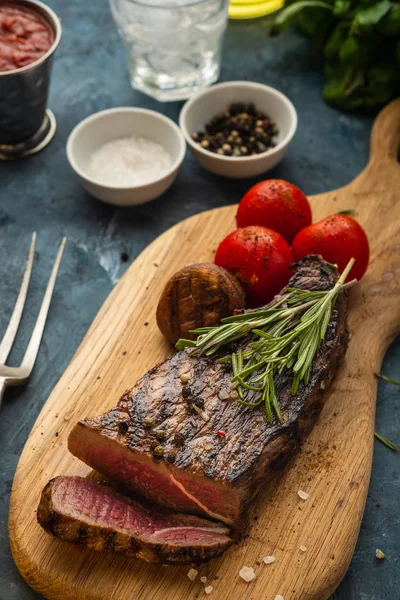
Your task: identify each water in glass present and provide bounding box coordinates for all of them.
[110,0,229,101]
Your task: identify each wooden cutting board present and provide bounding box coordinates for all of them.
[9,98,400,600]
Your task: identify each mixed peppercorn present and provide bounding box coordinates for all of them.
[191,103,279,157]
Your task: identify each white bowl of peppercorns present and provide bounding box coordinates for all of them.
[179,81,297,179]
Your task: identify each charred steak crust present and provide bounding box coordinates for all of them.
[68,256,348,527]
[37,476,233,564]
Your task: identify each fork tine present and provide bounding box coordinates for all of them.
[20,237,66,375]
[0,233,36,365]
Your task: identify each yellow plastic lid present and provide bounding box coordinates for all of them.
[229,0,283,19]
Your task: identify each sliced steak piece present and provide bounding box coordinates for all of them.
[68,256,348,527]
[37,476,233,564]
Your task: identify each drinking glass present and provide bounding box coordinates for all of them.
[109,0,230,102]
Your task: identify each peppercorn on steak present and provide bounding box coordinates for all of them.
[38,256,348,562]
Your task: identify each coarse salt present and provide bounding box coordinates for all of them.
[191,403,210,422]
[205,585,214,594]
[200,576,208,583]
[187,568,198,581]
[300,545,307,552]
[298,490,309,501]
[375,549,385,559]
[275,595,284,600]
[239,566,256,582]
[88,136,171,186]
[263,555,276,564]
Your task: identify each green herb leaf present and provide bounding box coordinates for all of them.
[270,0,333,35]
[323,64,365,108]
[350,0,392,35]
[333,0,351,16]
[324,23,350,61]
[378,4,400,36]
[296,7,336,48]
[374,431,398,451]
[271,0,400,111]
[339,37,367,67]
[375,372,400,386]
[337,209,356,215]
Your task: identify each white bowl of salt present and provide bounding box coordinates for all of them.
[66,107,186,206]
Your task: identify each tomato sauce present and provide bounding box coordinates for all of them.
[0,3,54,72]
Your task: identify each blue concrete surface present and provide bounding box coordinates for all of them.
[0,1,398,598]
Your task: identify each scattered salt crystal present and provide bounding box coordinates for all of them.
[200,576,208,583]
[300,545,307,552]
[204,585,213,594]
[219,390,230,401]
[180,373,190,383]
[187,568,198,581]
[88,136,172,186]
[298,490,309,501]
[191,403,210,422]
[376,549,385,560]
[239,566,256,582]
[320,381,326,390]
[275,595,284,600]
[263,555,276,564]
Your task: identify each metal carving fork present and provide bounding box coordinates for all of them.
[0,234,66,404]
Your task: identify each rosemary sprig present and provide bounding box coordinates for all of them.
[176,259,356,422]
[374,432,398,451]
[375,372,400,386]
[374,372,399,451]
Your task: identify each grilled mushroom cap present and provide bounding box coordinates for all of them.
[156,263,246,345]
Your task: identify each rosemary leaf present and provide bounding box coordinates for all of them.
[237,396,263,407]
[231,352,238,377]
[175,339,197,350]
[375,372,400,386]
[218,355,231,364]
[237,348,243,372]
[337,209,355,216]
[304,364,312,386]
[235,375,264,392]
[263,375,273,422]
[291,372,301,395]
[320,303,332,339]
[269,374,283,424]
[374,432,398,451]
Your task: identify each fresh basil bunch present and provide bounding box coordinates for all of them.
[271,0,400,110]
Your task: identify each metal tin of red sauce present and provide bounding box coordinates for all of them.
[0,0,61,157]
[0,3,54,72]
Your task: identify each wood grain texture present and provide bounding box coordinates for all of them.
[9,99,400,600]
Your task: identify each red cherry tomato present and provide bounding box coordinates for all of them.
[215,226,294,307]
[236,179,312,244]
[292,214,369,281]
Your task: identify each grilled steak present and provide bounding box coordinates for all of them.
[37,476,233,564]
[68,256,348,527]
